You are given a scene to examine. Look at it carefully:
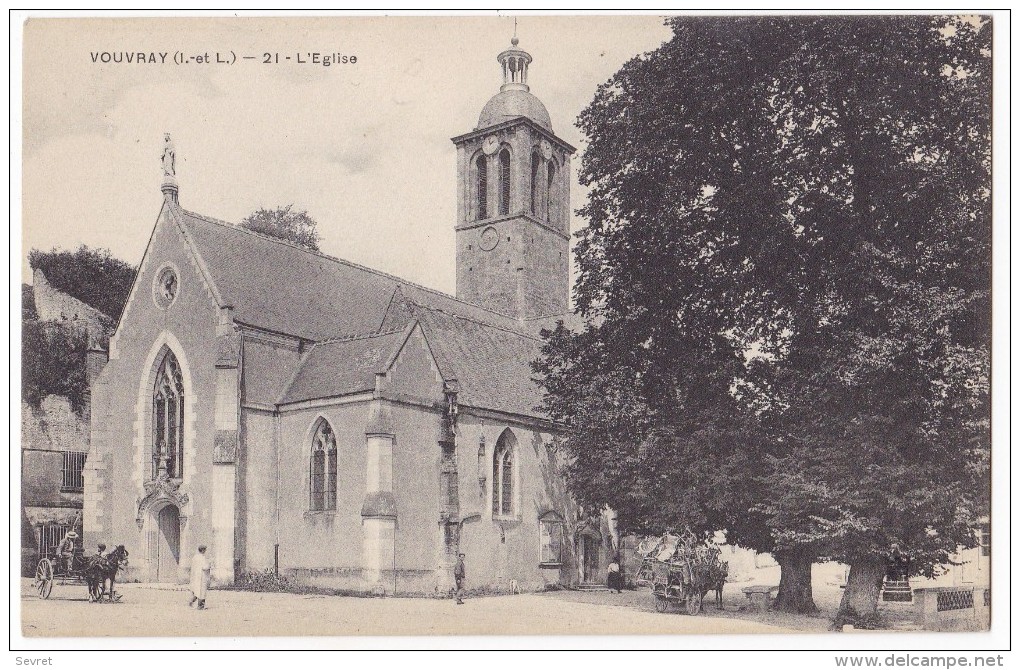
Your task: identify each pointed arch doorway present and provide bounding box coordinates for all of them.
[150,504,181,582]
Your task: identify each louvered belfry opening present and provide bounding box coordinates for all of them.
[498,148,511,216]
[476,154,488,220]
[530,150,541,215]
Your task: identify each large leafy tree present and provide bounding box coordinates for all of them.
[535,15,990,620]
[240,204,321,251]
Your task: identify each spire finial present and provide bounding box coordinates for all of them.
[497,28,532,93]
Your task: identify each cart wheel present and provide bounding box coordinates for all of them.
[685,593,702,616]
[35,559,54,599]
[654,595,669,613]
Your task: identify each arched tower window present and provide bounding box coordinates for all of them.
[310,419,337,511]
[530,150,541,215]
[475,154,488,220]
[498,148,511,216]
[152,350,184,479]
[492,430,517,516]
[547,160,557,225]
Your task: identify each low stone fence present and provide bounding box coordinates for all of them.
[913,586,990,631]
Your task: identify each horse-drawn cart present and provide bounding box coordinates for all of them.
[33,546,129,602]
[650,559,705,615]
[640,531,728,616]
[33,547,85,599]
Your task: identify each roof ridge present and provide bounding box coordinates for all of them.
[415,303,542,342]
[312,328,407,346]
[181,208,522,323]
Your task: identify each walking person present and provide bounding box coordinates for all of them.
[607,555,622,593]
[188,544,212,610]
[454,553,466,604]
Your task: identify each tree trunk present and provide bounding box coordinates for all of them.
[773,549,818,614]
[835,556,886,625]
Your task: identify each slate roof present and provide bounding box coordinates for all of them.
[175,208,525,341]
[171,205,556,420]
[416,309,546,418]
[278,330,406,405]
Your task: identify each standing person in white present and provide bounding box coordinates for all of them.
[188,544,211,610]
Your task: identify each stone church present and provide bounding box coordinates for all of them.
[83,39,615,593]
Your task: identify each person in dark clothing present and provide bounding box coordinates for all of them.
[607,555,622,593]
[454,553,466,604]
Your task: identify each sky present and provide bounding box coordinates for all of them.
[21,15,674,294]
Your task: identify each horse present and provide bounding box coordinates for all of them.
[710,561,729,609]
[699,560,729,610]
[85,545,129,603]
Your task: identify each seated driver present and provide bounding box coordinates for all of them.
[57,531,78,572]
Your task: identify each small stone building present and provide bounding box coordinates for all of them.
[84,39,616,593]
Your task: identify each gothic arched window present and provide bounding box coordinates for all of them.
[498,148,511,216]
[492,430,517,517]
[475,154,488,220]
[547,161,557,225]
[530,150,541,215]
[152,350,184,479]
[310,420,337,511]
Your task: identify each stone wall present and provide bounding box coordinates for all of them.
[32,268,112,348]
[22,397,87,574]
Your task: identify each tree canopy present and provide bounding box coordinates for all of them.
[28,245,137,320]
[535,15,990,618]
[240,205,321,251]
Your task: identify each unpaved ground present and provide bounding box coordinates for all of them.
[549,582,918,633]
[21,580,797,637]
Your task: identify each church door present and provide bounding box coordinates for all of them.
[581,535,601,584]
[154,505,180,582]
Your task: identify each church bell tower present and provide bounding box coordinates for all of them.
[451,38,575,320]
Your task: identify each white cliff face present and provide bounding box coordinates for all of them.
[32,268,113,348]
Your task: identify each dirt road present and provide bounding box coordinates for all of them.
[21,581,797,637]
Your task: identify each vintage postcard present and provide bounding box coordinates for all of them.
[15,12,1001,651]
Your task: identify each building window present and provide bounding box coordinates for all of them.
[310,419,337,511]
[492,429,516,517]
[152,349,184,479]
[546,161,557,224]
[979,523,990,557]
[498,148,511,216]
[61,451,87,491]
[475,154,488,220]
[530,150,541,215]
[539,511,565,565]
[38,523,75,559]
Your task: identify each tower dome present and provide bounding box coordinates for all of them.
[476,39,552,132]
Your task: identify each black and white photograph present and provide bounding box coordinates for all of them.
[11,9,1007,659]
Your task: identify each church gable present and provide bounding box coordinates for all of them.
[377,323,446,405]
[109,203,222,361]
[416,308,547,419]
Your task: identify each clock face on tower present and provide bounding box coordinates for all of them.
[482,136,499,156]
[480,226,499,251]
